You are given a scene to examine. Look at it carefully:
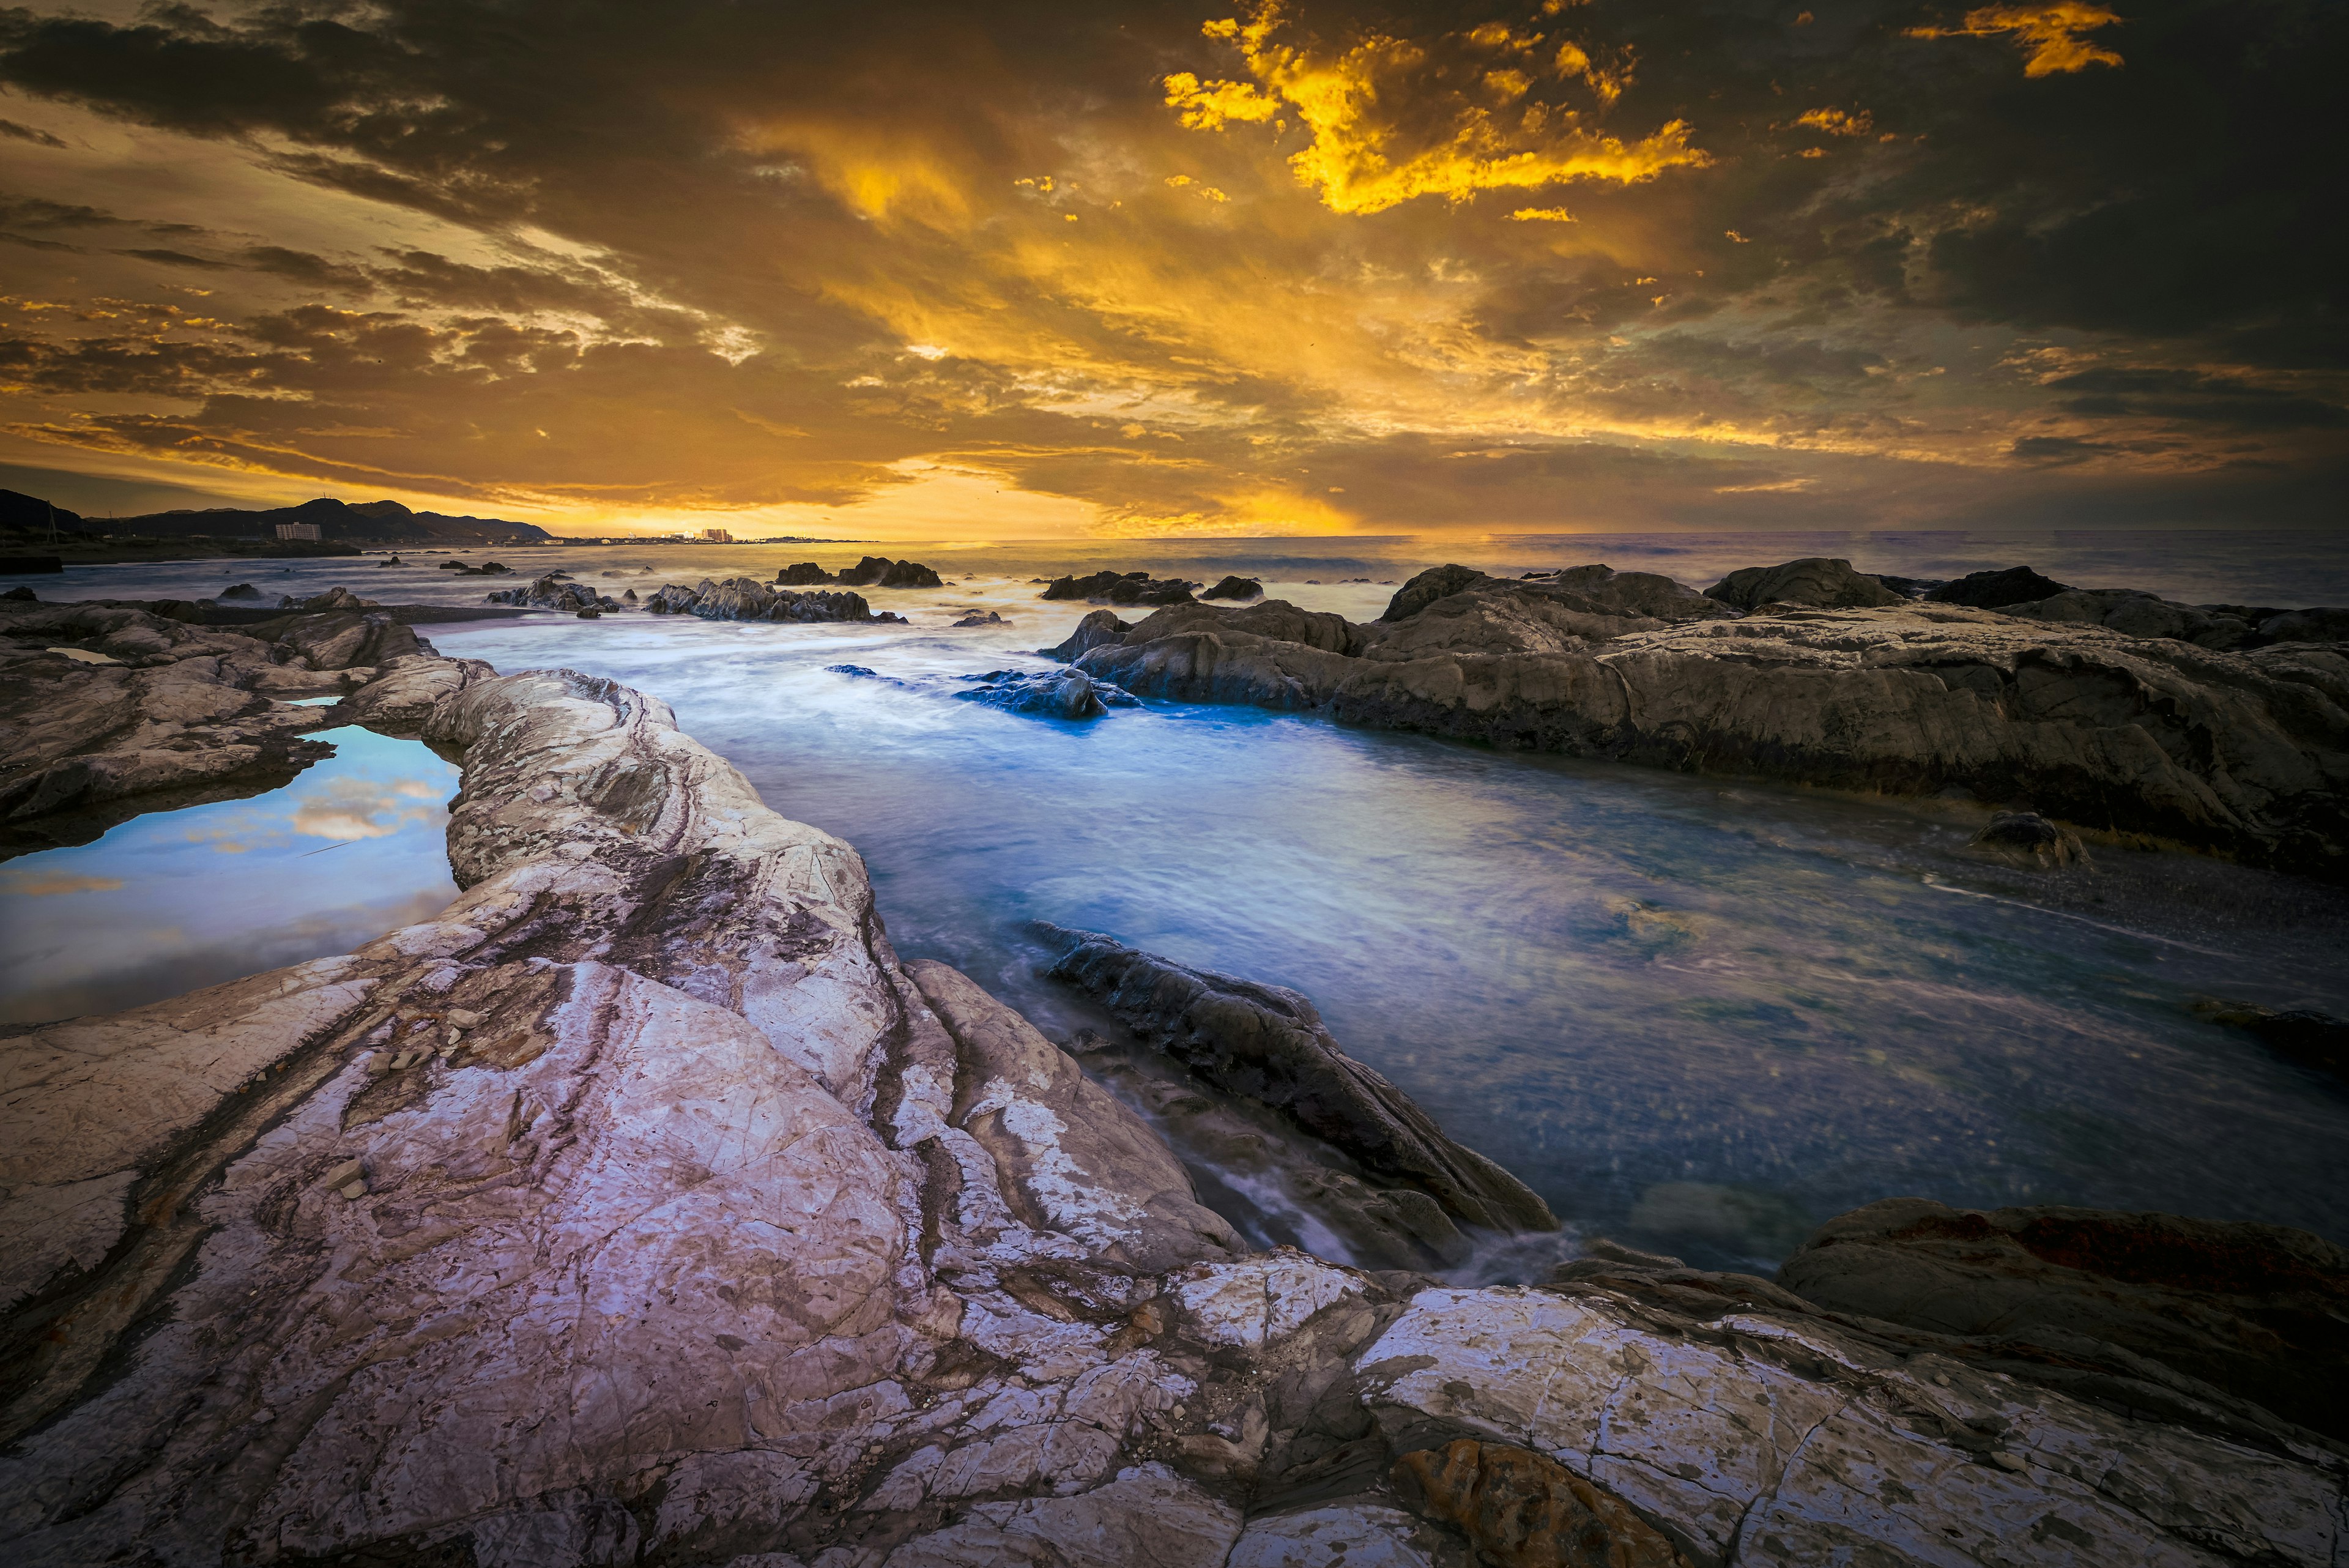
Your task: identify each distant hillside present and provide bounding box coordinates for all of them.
[1,489,553,546]
[113,496,554,545]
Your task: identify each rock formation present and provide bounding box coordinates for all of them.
[4,644,2345,1564]
[1042,570,1199,606]
[1034,924,1557,1238]
[1969,809,2091,868]
[1202,576,1264,601]
[956,667,1138,720]
[486,571,620,614]
[2192,999,2349,1085]
[1056,565,2349,879]
[1704,556,1906,610]
[1928,565,2072,608]
[0,598,423,857]
[836,556,946,589]
[645,576,905,623]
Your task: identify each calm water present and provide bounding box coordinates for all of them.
[7,532,2346,1266]
[0,726,459,1025]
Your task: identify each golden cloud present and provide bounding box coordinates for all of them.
[1789,107,1874,136]
[1907,4,2124,78]
[1165,2,1707,216]
[1,869,125,896]
[292,776,442,842]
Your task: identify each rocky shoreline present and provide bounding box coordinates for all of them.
[1,615,2345,1564]
[1049,560,2349,879]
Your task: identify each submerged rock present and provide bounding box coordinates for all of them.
[1969,809,2091,868]
[952,609,1005,626]
[1704,556,1906,610]
[217,582,262,600]
[2194,998,2349,1083]
[1201,574,1264,601]
[1033,923,1559,1236]
[956,667,1138,719]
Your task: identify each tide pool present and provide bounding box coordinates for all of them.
[0,726,460,1024]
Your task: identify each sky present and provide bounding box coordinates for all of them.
[0,0,2340,541]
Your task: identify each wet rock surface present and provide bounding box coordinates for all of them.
[0,599,424,858]
[1969,809,2091,868]
[2192,999,2349,1084]
[3,644,2346,1564]
[1055,563,2349,880]
[485,570,620,613]
[1033,923,1558,1238]
[956,667,1139,720]
[1202,575,1264,601]
[1042,569,1200,606]
[645,574,905,623]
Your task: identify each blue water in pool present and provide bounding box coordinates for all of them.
[9,532,2346,1266]
[0,726,460,1025]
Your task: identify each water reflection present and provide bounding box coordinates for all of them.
[0,726,459,1024]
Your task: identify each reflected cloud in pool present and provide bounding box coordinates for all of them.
[0,726,460,1024]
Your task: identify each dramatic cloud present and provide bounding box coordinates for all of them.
[0,0,2334,537]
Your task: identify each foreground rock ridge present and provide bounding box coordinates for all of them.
[1,650,2344,1566]
[1059,563,2349,879]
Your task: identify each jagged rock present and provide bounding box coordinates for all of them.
[1202,575,1264,601]
[2192,999,2349,1083]
[1776,1197,2349,1444]
[1381,564,1493,622]
[1033,924,1557,1236]
[1041,570,1198,606]
[956,667,1138,720]
[296,585,379,612]
[217,583,261,600]
[776,562,834,585]
[1704,557,1905,610]
[1518,563,1740,623]
[905,960,1242,1272]
[1042,609,1134,661]
[836,555,944,589]
[1969,809,2090,868]
[643,576,900,623]
[484,572,616,614]
[1928,565,2073,608]
[1358,1277,2345,1567]
[1391,1438,1690,1567]
[952,610,1005,626]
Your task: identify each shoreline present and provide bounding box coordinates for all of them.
[2,590,2345,1563]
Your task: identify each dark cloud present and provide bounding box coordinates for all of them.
[0,117,65,146]
[0,0,2336,531]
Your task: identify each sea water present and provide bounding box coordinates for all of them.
[7,532,2345,1266]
